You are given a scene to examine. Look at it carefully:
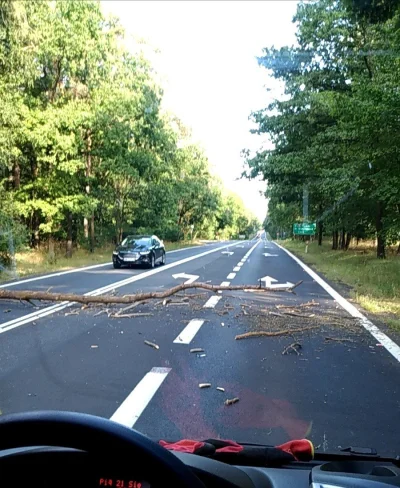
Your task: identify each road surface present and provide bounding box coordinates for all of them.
[0,239,398,456]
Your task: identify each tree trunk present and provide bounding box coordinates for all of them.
[332,230,339,250]
[318,221,323,246]
[48,236,56,264]
[30,157,40,248]
[66,211,73,258]
[83,217,89,240]
[12,161,20,189]
[376,201,386,259]
[84,129,93,248]
[90,214,95,253]
[345,233,352,250]
[340,227,346,250]
[396,242,400,255]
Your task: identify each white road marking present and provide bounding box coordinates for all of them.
[172,273,199,284]
[233,266,240,272]
[203,295,221,308]
[227,273,236,280]
[237,262,244,267]
[0,241,245,333]
[220,281,230,287]
[174,319,205,344]
[260,275,294,289]
[0,245,203,289]
[110,367,171,427]
[276,243,400,363]
[263,253,278,257]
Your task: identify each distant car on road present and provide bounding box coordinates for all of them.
[112,235,166,269]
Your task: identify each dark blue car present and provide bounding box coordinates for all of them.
[112,235,166,269]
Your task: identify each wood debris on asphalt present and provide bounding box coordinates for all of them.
[282,342,302,355]
[110,312,153,319]
[0,281,303,305]
[144,340,159,350]
[90,345,98,349]
[65,310,79,316]
[199,383,211,389]
[225,397,239,406]
[324,336,356,343]
[216,387,225,392]
[190,347,204,353]
[235,326,319,340]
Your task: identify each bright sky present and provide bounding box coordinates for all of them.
[101,1,298,221]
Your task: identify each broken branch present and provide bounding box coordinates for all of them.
[235,326,319,340]
[0,281,303,305]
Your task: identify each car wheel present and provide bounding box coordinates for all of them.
[161,251,166,265]
[113,261,121,269]
[149,253,155,269]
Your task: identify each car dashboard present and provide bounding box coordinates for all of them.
[1,447,400,488]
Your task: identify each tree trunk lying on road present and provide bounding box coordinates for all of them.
[0,281,303,305]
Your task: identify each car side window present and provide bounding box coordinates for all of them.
[152,238,157,246]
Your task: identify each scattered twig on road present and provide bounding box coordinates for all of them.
[93,308,109,317]
[281,311,312,318]
[267,311,285,317]
[117,301,148,314]
[282,342,302,355]
[0,281,303,306]
[324,336,356,344]
[235,326,319,340]
[64,310,79,316]
[190,347,204,353]
[110,312,153,319]
[225,397,239,406]
[216,387,225,392]
[144,340,159,350]
[199,383,211,389]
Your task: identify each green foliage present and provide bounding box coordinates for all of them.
[246,0,400,257]
[0,1,256,259]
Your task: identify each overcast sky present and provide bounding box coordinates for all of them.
[101,1,298,221]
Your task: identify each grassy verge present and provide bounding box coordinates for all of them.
[279,239,400,331]
[0,240,201,284]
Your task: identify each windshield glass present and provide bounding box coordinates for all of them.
[0,0,399,460]
[120,237,151,249]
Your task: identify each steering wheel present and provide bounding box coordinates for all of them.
[0,411,205,488]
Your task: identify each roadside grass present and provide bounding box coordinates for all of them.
[0,240,200,284]
[279,239,400,331]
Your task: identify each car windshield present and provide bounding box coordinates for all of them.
[0,0,399,460]
[120,237,151,249]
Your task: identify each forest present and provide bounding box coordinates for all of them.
[246,0,400,258]
[0,0,259,267]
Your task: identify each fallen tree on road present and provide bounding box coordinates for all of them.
[0,281,303,305]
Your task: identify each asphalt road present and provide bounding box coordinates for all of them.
[0,239,399,457]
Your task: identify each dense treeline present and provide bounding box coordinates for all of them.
[246,0,400,258]
[0,1,258,265]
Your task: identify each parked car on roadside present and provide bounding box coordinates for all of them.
[112,235,166,269]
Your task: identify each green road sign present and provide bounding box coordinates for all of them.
[293,222,316,235]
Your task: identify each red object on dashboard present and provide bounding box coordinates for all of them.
[159,438,314,466]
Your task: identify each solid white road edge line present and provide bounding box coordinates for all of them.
[0,244,214,289]
[173,319,205,344]
[204,295,222,308]
[0,240,246,333]
[276,242,400,363]
[110,367,171,427]
[227,273,236,280]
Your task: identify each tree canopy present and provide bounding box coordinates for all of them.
[0,0,258,265]
[246,0,400,258]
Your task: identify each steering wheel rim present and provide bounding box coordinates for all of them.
[0,410,205,488]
